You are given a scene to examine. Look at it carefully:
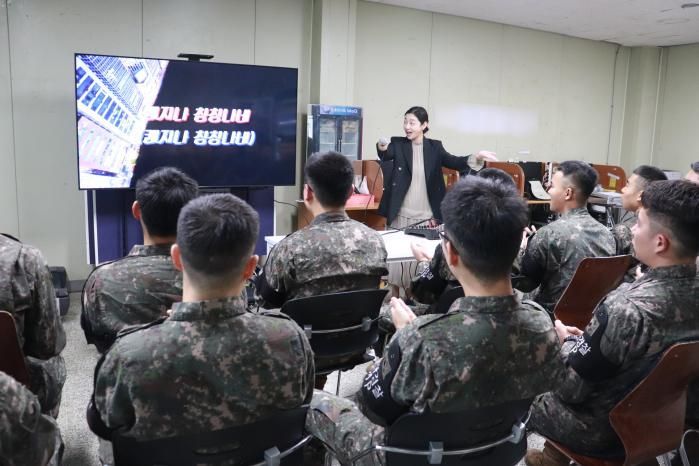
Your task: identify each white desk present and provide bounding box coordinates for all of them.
[265,230,440,263]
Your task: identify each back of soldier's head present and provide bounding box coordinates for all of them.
[558,161,598,204]
[687,161,699,184]
[478,167,517,189]
[135,167,199,237]
[305,151,353,208]
[441,177,528,281]
[632,165,667,188]
[177,194,259,288]
[640,180,699,259]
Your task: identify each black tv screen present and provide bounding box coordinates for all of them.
[74,53,298,189]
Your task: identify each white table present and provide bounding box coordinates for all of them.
[264,230,440,263]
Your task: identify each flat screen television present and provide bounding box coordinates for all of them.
[74,53,298,189]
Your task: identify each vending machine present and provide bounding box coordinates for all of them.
[307,104,363,160]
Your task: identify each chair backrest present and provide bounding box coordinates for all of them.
[610,341,699,466]
[553,255,632,329]
[443,168,460,190]
[484,162,526,196]
[434,286,464,315]
[0,310,30,386]
[592,164,627,193]
[280,288,389,359]
[382,398,533,466]
[112,405,310,466]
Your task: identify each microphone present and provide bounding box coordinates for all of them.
[378,137,389,146]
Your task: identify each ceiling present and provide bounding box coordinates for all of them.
[365,0,699,47]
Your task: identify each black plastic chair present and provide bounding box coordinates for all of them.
[434,286,464,314]
[112,405,311,466]
[280,288,389,394]
[346,398,532,466]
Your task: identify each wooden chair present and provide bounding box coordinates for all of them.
[485,161,526,196]
[592,164,627,193]
[553,255,632,330]
[0,310,30,386]
[546,341,699,466]
[442,168,459,190]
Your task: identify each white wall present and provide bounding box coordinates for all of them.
[0,0,311,279]
[353,2,624,164]
[653,43,699,173]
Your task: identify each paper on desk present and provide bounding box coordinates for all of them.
[529,180,551,200]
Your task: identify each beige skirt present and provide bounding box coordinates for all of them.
[387,211,430,290]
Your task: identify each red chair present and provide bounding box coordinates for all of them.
[546,341,699,465]
[553,255,632,330]
[0,310,30,386]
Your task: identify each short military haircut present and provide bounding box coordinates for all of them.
[305,151,353,208]
[478,167,517,189]
[441,177,529,281]
[558,160,598,202]
[633,165,667,188]
[177,194,259,285]
[135,167,199,237]
[641,180,699,259]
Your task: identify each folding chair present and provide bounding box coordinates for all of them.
[342,398,533,465]
[112,405,311,466]
[280,288,389,395]
[546,341,699,466]
[553,255,632,329]
[0,310,30,386]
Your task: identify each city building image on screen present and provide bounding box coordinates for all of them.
[74,53,298,189]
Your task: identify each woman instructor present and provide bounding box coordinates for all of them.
[377,106,497,295]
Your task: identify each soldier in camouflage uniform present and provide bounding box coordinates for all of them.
[0,233,65,416]
[81,167,198,352]
[89,194,314,445]
[0,371,63,466]
[612,165,666,282]
[517,161,616,312]
[257,151,387,307]
[526,180,699,466]
[306,178,565,465]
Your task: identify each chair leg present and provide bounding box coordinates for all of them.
[335,371,342,396]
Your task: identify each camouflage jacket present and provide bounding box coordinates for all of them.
[94,295,314,440]
[537,264,699,452]
[81,243,182,352]
[611,215,641,283]
[519,207,616,311]
[0,371,62,466]
[0,235,66,413]
[259,212,388,308]
[358,295,564,426]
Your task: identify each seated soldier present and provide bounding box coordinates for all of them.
[305,177,564,466]
[81,167,198,352]
[517,160,616,312]
[0,370,63,466]
[257,151,387,306]
[613,165,667,281]
[0,234,65,416]
[410,167,518,308]
[526,179,699,466]
[88,194,314,445]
